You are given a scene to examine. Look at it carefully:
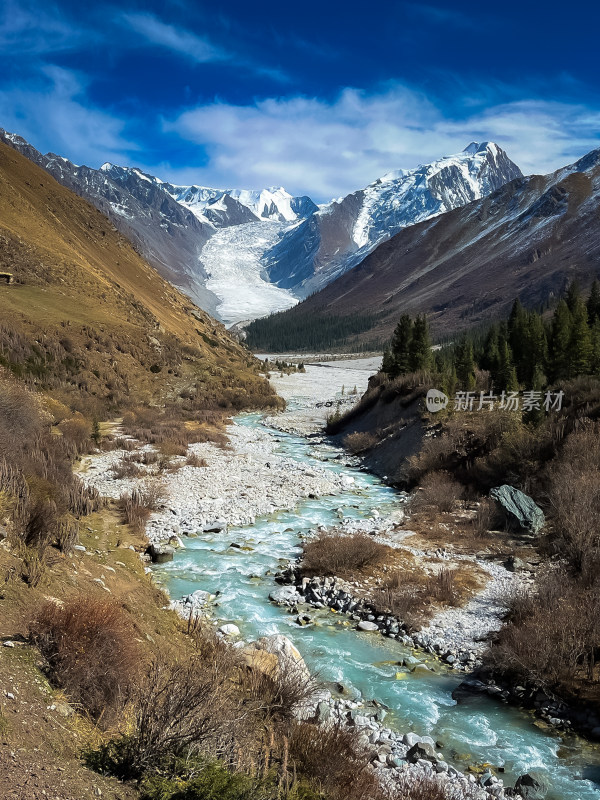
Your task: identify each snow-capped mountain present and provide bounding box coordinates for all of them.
[0,129,522,325]
[252,147,600,347]
[99,163,318,226]
[263,142,523,294]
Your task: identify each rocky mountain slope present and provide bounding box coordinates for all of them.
[264,142,522,296]
[246,147,600,350]
[0,129,521,325]
[0,139,276,412]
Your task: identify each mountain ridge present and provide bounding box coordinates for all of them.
[245,146,600,351]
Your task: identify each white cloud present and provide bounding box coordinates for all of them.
[0,0,87,55]
[0,66,137,166]
[120,12,228,64]
[164,85,600,200]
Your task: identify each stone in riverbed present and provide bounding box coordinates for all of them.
[406,742,438,764]
[219,624,240,637]
[514,771,549,799]
[490,485,545,533]
[269,586,303,606]
[357,620,379,632]
[147,543,174,563]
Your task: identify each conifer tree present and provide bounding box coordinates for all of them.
[587,279,600,325]
[566,280,581,314]
[481,325,501,376]
[387,314,413,377]
[408,314,432,372]
[591,318,600,375]
[521,312,548,385]
[454,338,476,390]
[496,338,519,392]
[568,298,592,377]
[508,299,528,372]
[549,300,572,381]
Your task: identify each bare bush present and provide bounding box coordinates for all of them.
[547,422,600,578]
[487,568,600,689]
[112,455,144,479]
[301,532,389,578]
[186,452,208,468]
[30,597,140,722]
[427,568,459,606]
[373,572,425,629]
[470,497,499,538]
[411,470,463,513]
[119,482,164,535]
[343,431,377,454]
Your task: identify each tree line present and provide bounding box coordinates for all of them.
[382,280,600,392]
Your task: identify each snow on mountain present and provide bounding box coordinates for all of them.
[199,221,298,325]
[263,142,523,297]
[1,129,523,325]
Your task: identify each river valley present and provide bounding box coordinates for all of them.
[84,359,600,800]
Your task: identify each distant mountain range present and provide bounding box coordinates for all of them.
[246,148,600,350]
[0,129,522,325]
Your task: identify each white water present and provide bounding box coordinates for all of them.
[153,411,600,799]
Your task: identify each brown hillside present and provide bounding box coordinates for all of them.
[0,141,276,413]
[252,149,600,348]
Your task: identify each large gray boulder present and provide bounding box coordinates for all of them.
[490,485,545,533]
[147,543,175,563]
[514,771,549,799]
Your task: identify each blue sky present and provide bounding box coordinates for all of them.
[1,0,600,200]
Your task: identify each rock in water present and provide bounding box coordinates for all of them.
[357,620,379,632]
[490,485,545,533]
[147,543,175,563]
[269,586,303,606]
[514,771,549,799]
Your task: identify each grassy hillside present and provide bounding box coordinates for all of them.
[0,140,278,416]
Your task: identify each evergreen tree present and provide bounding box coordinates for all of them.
[481,325,500,376]
[508,299,528,373]
[496,338,519,392]
[566,280,581,314]
[587,280,600,325]
[568,298,592,377]
[387,314,413,377]
[521,312,548,385]
[549,300,572,381]
[454,338,476,390]
[591,318,600,375]
[408,314,432,372]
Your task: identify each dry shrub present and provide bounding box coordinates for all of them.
[287,721,379,800]
[120,482,164,535]
[30,597,140,722]
[186,452,208,468]
[487,568,600,690]
[55,515,79,554]
[100,640,246,778]
[427,568,459,606]
[343,431,377,454]
[58,414,93,454]
[373,571,426,629]
[547,421,600,578]
[159,441,188,457]
[301,532,389,578]
[241,658,319,724]
[112,455,144,479]
[470,497,499,538]
[411,470,463,513]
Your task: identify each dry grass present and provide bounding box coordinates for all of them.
[343,431,377,454]
[119,482,164,535]
[186,452,208,467]
[29,597,141,723]
[301,532,390,579]
[411,470,463,513]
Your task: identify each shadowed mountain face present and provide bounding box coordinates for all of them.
[247,149,600,349]
[0,129,521,325]
[263,142,523,295]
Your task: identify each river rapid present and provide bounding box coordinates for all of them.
[147,364,600,800]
